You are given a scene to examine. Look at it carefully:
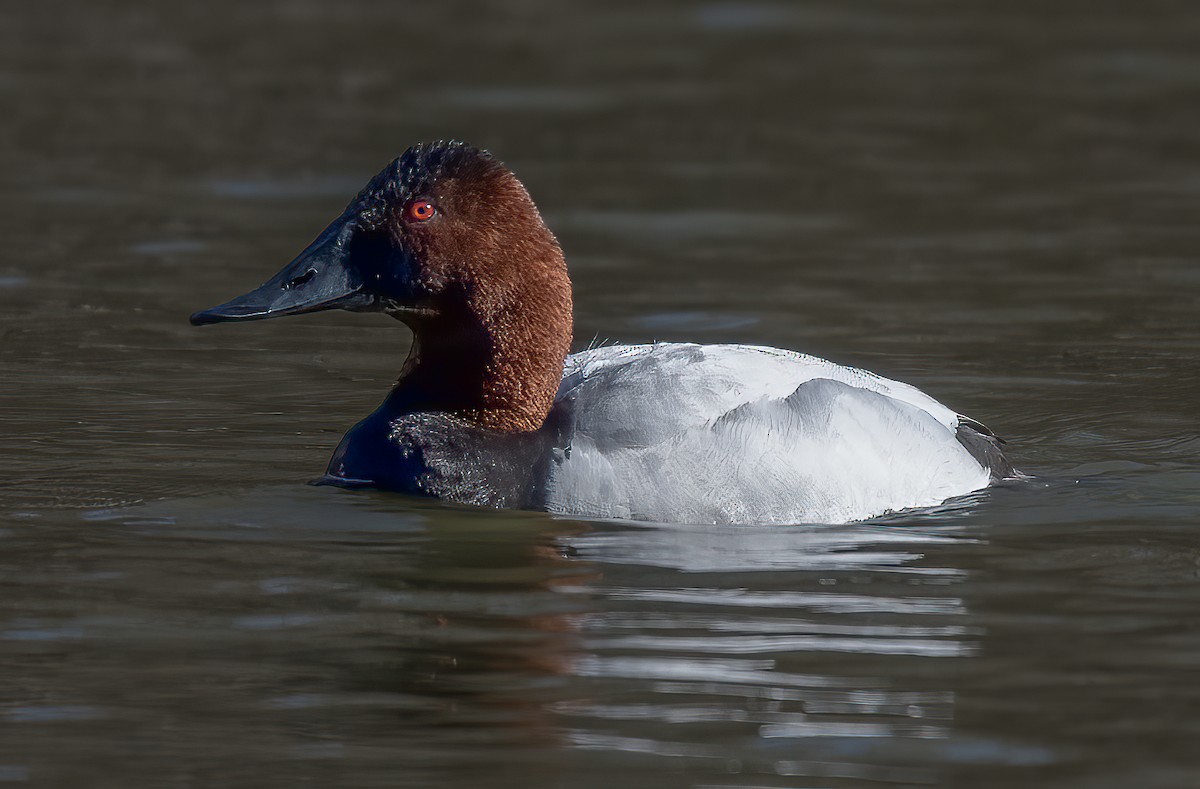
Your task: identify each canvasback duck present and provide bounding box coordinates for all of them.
[191,141,1012,524]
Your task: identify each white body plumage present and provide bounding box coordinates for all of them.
[544,343,995,524]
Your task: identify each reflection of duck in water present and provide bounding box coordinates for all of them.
[192,141,1013,524]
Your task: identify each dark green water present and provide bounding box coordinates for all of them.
[2,2,1199,786]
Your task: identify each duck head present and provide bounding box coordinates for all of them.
[191,142,574,432]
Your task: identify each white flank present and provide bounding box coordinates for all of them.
[545,343,991,524]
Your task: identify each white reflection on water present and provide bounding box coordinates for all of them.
[559,519,977,573]
[604,587,964,614]
[589,632,972,657]
[552,517,976,770]
[574,655,855,689]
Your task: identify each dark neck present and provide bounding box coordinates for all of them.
[386,283,573,433]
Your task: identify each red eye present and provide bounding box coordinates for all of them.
[405,199,436,222]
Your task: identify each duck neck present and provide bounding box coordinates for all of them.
[387,282,573,433]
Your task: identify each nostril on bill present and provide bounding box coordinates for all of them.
[284,268,317,290]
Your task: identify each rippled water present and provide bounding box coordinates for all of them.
[3,2,1199,786]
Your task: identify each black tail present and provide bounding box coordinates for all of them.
[955,419,1015,480]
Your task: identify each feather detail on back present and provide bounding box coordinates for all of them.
[545,343,994,524]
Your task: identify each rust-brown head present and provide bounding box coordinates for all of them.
[191,142,574,432]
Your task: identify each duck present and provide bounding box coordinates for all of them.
[191,141,1013,525]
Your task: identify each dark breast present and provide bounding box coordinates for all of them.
[320,405,575,510]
